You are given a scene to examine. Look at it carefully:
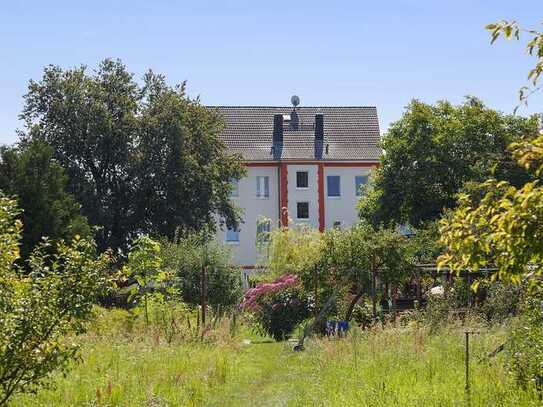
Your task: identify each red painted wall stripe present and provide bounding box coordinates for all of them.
[317,163,325,232]
[279,163,289,227]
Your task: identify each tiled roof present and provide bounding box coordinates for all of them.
[209,106,381,161]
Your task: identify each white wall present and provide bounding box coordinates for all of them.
[218,166,279,266]
[286,164,319,229]
[324,166,371,229]
[217,164,373,266]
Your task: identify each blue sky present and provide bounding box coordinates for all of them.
[1,1,541,144]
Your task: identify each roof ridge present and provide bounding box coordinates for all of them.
[207,105,377,109]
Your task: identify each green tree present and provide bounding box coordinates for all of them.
[263,222,411,321]
[20,59,245,252]
[438,135,543,287]
[124,235,165,326]
[335,226,410,321]
[160,234,243,312]
[263,223,324,278]
[0,195,113,406]
[0,141,90,258]
[359,98,539,227]
[437,18,543,390]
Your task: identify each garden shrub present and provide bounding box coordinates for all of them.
[241,274,314,340]
[507,288,543,392]
[479,281,522,323]
[259,289,313,340]
[0,195,113,405]
[160,235,243,311]
[422,278,522,330]
[335,297,373,328]
[422,279,468,329]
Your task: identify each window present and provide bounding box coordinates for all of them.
[355,175,368,196]
[333,221,342,229]
[225,227,239,243]
[297,202,309,219]
[296,171,309,189]
[256,176,269,199]
[256,219,271,242]
[327,176,341,197]
[229,179,239,198]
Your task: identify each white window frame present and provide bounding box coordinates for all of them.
[327,175,341,198]
[296,171,309,189]
[296,201,310,220]
[355,175,368,197]
[256,176,270,199]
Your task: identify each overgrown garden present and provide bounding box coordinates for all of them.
[1,16,543,406]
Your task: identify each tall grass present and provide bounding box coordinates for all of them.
[12,309,540,406]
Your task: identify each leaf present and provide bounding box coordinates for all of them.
[491,32,500,44]
[471,280,480,292]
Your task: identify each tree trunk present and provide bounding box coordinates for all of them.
[345,290,364,322]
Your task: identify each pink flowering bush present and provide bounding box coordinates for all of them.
[241,274,313,340]
[240,274,298,311]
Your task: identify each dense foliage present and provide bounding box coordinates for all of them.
[20,59,245,252]
[421,279,522,331]
[359,98,539,227]
[507,289,543,390]
[241,274,312,340]
[317,225,412,321]
[0,141,90,258]
[160,234,243,311]
[437,120,543,392]
[123,235,168,326]
[438,135,543,287]
[259,223,416,324]
[0,195,112,406]
[262,223,323,277]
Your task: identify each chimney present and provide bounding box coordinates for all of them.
[273,114,283,144]
[314,114,324,159]
[315,114,324,141]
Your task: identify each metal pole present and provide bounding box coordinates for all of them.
[465,331,479,392]
[465,331,470,391]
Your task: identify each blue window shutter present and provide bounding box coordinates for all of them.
[327,176,341,197]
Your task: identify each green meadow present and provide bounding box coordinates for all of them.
[12,308,539,407]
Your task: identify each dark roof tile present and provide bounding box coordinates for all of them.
[209,106,381,161]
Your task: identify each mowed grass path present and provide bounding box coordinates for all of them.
[13,311,540,406]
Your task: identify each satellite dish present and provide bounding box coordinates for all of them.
[291,95,300,107]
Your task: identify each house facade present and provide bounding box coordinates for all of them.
[212,98,382,273]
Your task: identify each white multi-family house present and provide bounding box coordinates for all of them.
[211,97,381,277]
